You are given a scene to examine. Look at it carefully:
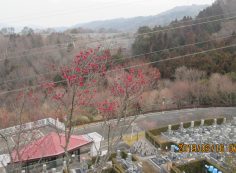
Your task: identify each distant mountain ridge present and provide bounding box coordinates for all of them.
[74,4,209,32]
[0,4,209,33]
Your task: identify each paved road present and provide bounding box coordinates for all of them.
[73,107,236,138]
[1,107,234,154]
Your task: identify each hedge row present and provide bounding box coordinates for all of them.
[112,158,125,173]
[145,118,225,150]
[146,130,177,150]
[101,168,116,173]
[170,159,228,173]
[110,152,138,162]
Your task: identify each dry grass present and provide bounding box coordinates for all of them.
[142,160,160,173]
[122,131,145,146]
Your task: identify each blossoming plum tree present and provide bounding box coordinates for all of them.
[42,47,111,171]
[42,47,159,172]
[93,67,149,171]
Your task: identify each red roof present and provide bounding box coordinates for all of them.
[12,132,91,163]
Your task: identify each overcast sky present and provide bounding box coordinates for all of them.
[0,0,215,28]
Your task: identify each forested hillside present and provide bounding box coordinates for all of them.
[0,0,235,128]
[132,0,236,79]
[0,33,74,90]
[0,31,117,92]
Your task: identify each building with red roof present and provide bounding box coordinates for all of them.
[11,132,92,164]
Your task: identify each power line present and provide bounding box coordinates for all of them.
[0,0,229,27]
[133,15,236,37]
[1,13,236,62]
[0,43,235,96]
[0,33,235,86]
[0,42,71,58]
[2,9,231,58]
[122,43,236,70]
[1,45,68,61]
[0,36,113,61]
[0,29,121,58]
[120,34,236,59]
[0,40,85,61]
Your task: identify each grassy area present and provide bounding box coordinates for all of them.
[122,131,145,146]
[142,160,159,173]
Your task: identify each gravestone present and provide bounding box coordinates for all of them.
[168,125,172,135]
[191,121,194,128]
[51,168,56,173]
[223,118,226,124]
[200,119,205,126]
[116,150,122,162]
[43,164,47,173]
[213,119,217,127]
[180,122,184,132]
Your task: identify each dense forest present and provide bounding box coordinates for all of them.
[132,0,236,79]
